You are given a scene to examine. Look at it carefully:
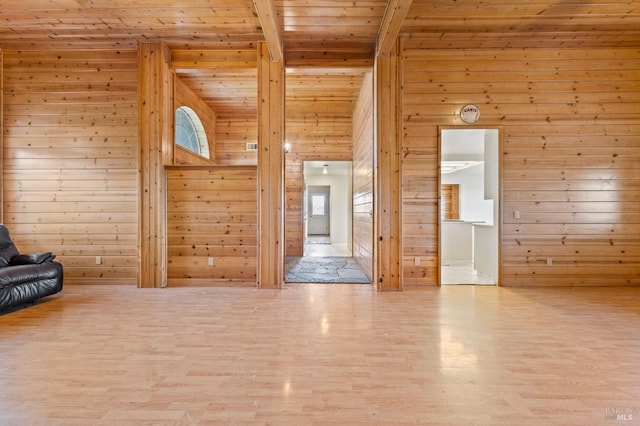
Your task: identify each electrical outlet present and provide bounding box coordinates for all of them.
[95,256,102,265]
[414,257,420,266]
[208,257,214,266]
[546,258,552,266]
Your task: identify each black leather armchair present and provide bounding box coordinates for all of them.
[0,224,63,313]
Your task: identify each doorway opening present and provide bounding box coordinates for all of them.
[440,128,500,285]
[285,161,370,284]
[303,161,352,257]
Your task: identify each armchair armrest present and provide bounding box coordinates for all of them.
[9,252,56,265]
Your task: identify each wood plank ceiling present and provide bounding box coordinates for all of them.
[1,0,638,120]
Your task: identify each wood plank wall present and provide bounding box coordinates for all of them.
[166,167,257,287]
[284,150,304,256]
[352,71,375,280]
[215,117,258,166]
[2,49,139,285]
[167,57,260,287]
[401,42,640,286]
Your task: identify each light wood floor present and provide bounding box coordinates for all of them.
[1,284,639,425]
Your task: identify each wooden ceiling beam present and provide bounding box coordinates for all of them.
[253,0,283,62]
[376,0,414,57]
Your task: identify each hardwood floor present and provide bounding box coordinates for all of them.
[1,284,639,425]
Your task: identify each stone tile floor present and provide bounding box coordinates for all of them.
[285,256,371,284]
[285,236,370,284]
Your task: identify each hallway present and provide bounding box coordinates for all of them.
[305,235,351,257]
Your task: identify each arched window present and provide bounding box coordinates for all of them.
[175,106,209,159]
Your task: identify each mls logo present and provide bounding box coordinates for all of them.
[604,407,634,421]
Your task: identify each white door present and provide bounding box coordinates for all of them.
[308,185,330,235]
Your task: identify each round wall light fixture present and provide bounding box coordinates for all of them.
[460,104,480,124]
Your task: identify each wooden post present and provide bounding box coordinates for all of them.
[138,43,173,288]
[375,40,402,291]
[256,42,285,289]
